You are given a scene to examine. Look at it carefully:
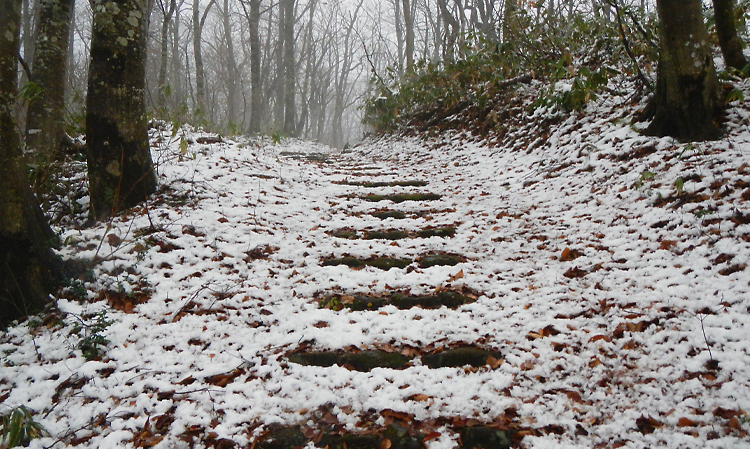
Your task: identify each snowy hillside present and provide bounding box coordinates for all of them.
[1,78,750,448]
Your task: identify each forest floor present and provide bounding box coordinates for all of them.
[3,77,750,449]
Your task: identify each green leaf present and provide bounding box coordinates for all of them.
[179,137,188,155]
[726,88,744,103]
[675,177,684,194]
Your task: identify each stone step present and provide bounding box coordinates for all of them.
[256,423,514,449]
[329,226,456,240]
[319,289,477,311]
[321,253,465,270]
[286,345,501,371]
[359,193,442,203]
[335,179,429,188]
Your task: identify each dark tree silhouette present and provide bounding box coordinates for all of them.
[1,0,61,327]
[86,0,156,220]
[713,0,748,71]
[644,0,723,141]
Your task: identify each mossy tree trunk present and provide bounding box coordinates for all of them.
[713,0,748,71]
[24,0,75,158]
[1,0,61,327]
[86,0,156,221]
[644,0,723,141]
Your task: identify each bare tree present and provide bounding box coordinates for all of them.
[282,0,296,136]
[193,0,215,120]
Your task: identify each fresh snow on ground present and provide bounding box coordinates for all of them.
[2,80,750,448]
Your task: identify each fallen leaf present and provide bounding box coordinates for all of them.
[449,269,464,281]
[635,415,663,434]
[487,355,502,369]
[677,417,697,427]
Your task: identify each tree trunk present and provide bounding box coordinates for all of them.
[192,0,213,122]
[713,0,748,71]
[282,0,296,136]
[24,0,75,158]
[157,0,176,113]
[436,0,459,60]
[248,0,262,133]
[1,0,61,327]
[274,4,285,129]
[86,0,156,221]
[221,0,240,128]
[644,0,722,141]
[402,0,414,69]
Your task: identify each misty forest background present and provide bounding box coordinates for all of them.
[15,0,664,150]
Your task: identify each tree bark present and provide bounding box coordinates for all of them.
[157,0,176,112]
[192,0,213,121]
[282,0,296,136]
[221,0,241,128]
[713,0,748,71]
[1,0,61,327]
[402,0,414,69]
[247,0,262,133]
[86,0,156,221]
[644,0,722,141]
[24,0,75,159]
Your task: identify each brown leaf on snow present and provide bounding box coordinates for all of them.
[635,415,663,434]
[205,367,246,387]
[563,266,587,278]
[106,233,123,247]
[714,407,745,419]
[677,417,697,427]
[560,247,582,261]
[449,269,464,281]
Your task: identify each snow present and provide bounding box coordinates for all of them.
[2,83,750,448]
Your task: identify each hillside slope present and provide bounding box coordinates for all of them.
[1,78,750,448]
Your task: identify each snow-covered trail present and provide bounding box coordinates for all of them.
[2,103,750,448]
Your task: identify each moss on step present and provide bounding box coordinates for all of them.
[363,230,410,240]
[458,426,513,449]
[417,253,464,268]
[361,193,442,203]
[288,350,411,371]
[255,425,307,449]
[329,226,456,241]
[389,291,470,309]
[337,180,429,188]
[257,424,423,449]
[330,229,360,239]
[370,210,407,220]
[417,226,456,238]
[320,289,477,311]
[322,256,412,270]
[422,346,502,368]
